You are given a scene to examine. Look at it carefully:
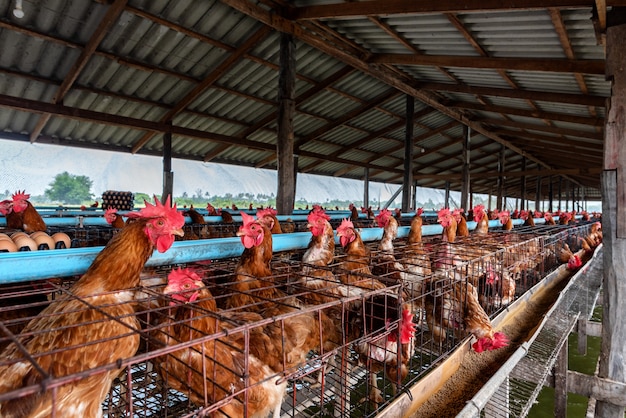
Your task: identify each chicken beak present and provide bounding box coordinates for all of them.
[173,228,185,238]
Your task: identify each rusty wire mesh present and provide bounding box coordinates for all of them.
[0,221,600,417]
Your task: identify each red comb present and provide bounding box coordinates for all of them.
[416,208,424,216]
[472,332,509,353]
[240,211,256,226]
[375,209,392,227]
[338,218,354,231]
[256,208,277,219]
[12,190,30,202]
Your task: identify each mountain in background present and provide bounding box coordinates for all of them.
[1,138,449,207]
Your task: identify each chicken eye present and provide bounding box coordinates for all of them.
[156,219,165,226]
[182,283,191,289]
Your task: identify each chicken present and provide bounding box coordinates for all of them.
[3,191,47,233]
[371,209,405,283]
[299,208,347,304]
[225,212,295,312]
[520,210,535,226]
[472,204,489,234]
[104,207,125,229]
[349,293,417,407]
[425,268,508,353]
[498,210,513,231]
[335,219,386,291]
[544,212,556,225]
[559,211,573,225]
[0,196,184,418]
[157,268,286,418]
[453,208,469,237]
[558,242,582,270]
[256,207,283,234]
[397,208,432,318]
[182,205,214,239]
[476,262,516,311]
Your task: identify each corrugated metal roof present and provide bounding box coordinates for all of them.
[0,0,613,202]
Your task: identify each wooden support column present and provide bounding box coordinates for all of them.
[445,181,450,208]
[460,126,470,210]
[402,95,414,212]
[535,167,542,211]
[364,167,369,209]
[554,334,569,417]
[162,122,173,204]
[497,144,505,210]
[520,157,526,211]
[548,176,554,213]
[558,177,563,211]
[276,33,296,215]
[597,11,626,417]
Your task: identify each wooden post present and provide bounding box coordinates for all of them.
[162,122,173,204]
[402,95,414,212]
[597,12,626,417]
[275,33,296,215]
[535,167,542,212]
[364,167,369,209]
[557,176,563,210]
[460,126,470,210]
[554,337,568,417]
[548,176,554,213]
[445,181,450,208]
[520,157,526,211]
[497,144,505,210]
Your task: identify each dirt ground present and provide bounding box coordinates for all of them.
[411,267,572,418]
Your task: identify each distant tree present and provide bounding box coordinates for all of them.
[45,172,94,204]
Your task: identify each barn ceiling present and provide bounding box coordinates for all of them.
[0,0,615,202]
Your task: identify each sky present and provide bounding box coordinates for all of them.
[0,137,434,206]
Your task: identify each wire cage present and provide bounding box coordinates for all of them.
[0,219,601,418]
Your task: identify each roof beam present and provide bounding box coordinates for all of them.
[448,101,604,126]
[479,118,603,140]
[419,82,607,107]
[131,26,272,154]
[369,55,604,75]
[29,0,128,143]
[290,0,597,20]
[412,167,602,181]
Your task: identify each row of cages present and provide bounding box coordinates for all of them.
[0,222,598,417]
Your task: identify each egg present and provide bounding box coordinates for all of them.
[13,235,38,251]
[0,233,12,241]
[31,232,55,250]
[10,231,28,241]
[0,237,18,252]
[51,232,72,249]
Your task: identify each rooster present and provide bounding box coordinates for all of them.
[104,207,126,229]
[0,196,184,418]
[335,219,386,291]
[157,268,286,418]
[2,191,47,233]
